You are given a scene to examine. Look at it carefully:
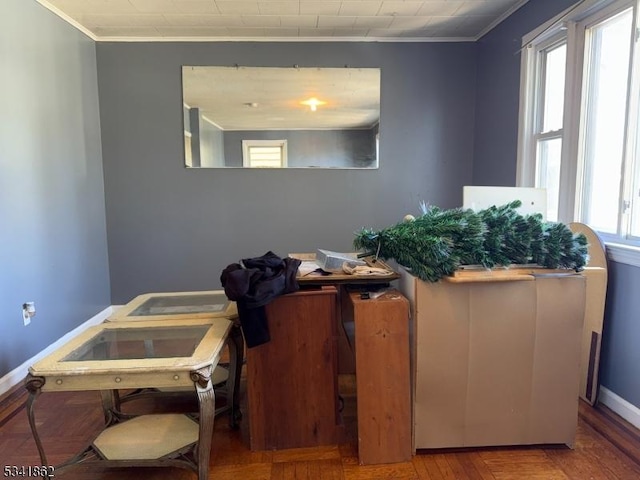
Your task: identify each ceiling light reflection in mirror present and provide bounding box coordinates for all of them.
[182,66,380,169]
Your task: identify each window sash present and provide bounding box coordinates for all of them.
[518,0,640,249]
[629,104,640,238]
[577,7,634,234]
[518,41,558,187]
[537,42,567,134]
[242,140,288,168]
[535,136,563,221]
[520,35,568,221]
[625,2,640,240]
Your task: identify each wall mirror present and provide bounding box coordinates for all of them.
[182,66,380,169]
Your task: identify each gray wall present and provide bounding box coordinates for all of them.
[223,129,377,168]
[0,1,111,377]
[473,0,576,186]
[600,262,640,408]
[474,0,640,409]
[96,42,477,303]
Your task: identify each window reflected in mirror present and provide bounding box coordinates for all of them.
[181,66,381,169]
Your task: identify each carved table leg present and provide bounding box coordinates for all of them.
[99,390,121,425]
[24,375,52,479]
[226,322,244,428]
[191,366,215,480]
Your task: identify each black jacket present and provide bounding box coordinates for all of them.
[220,251,301,347]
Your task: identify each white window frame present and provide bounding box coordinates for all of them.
[517,0,640,267]
[242,140,288,168]
[576,4,636,231]
[522,33,568,221]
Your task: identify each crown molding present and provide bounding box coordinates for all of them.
[475,0,530,40]
[82,35,476,43]
[36,0,98,41]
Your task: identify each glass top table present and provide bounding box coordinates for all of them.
[61,324,211,362]
[25,318,232,480]
[108,290,237,322]
[29,318,230,382]
[107,290,245,432]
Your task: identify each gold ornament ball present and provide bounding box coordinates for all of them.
[403,214,415,223]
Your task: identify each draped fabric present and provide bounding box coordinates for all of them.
[221,251,301,347]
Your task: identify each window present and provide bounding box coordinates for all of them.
[530,37,567,221]
[518,0,640,259]
[242,140,288,168]
[580,8,633,234]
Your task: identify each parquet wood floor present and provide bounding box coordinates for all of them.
[1,376,639,480]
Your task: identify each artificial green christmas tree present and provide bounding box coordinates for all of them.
[353,200,588,282]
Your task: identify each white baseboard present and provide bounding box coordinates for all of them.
[0,306,116,398]
[598,386,640,430]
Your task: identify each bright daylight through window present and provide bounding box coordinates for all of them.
[518,0,640,256]
[242,140,288,168]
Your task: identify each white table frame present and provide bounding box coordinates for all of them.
[25,318,232,480]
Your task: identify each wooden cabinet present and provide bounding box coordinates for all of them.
[344,289,412,465]
[246,286,341,450]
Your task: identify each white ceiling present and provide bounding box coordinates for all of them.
[37,0,528,42]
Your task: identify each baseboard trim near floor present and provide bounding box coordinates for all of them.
[0,306,115,398]
[599,387,640,430]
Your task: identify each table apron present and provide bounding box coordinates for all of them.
[39,371,202,392]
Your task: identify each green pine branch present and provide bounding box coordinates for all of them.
[353,200,588,282]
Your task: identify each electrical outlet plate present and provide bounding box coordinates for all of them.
[22,301,35,326]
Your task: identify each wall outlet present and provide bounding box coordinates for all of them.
[22,302,35,326]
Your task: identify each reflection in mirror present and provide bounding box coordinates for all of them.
[182,66,380,169]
